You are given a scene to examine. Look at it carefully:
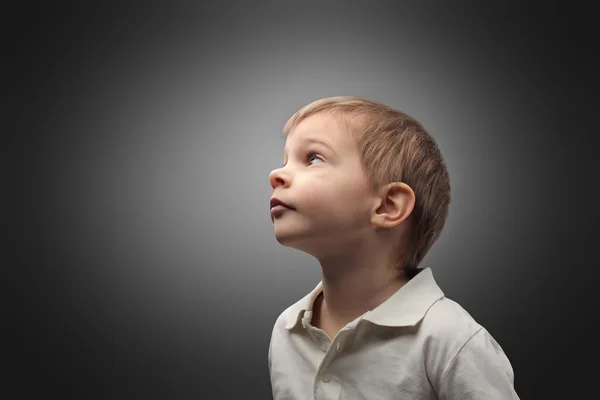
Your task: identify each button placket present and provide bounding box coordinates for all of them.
[320,341,328,352]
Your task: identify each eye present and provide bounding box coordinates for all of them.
[307,151,324,165]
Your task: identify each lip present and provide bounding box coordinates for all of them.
[270,204,292,217]
[270,197,294,210]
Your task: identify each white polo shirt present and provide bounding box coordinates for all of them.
[268,268,519,399]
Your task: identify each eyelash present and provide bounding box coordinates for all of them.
[306,151,323,165]
[281,151,323,168]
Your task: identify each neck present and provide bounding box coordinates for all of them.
[316,241,408,333]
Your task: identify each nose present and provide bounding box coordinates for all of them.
[269,167,288,189]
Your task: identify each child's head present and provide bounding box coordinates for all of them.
[269,96,450,277]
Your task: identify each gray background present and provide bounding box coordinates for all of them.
[12,2,597,399]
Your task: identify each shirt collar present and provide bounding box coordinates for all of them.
[284,267,444,330]
[283,279,324,330]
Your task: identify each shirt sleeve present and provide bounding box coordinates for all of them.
[439,327,520,400]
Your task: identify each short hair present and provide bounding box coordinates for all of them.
[282,96,451,276]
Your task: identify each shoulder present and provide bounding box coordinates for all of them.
[420,296,482,344]
[417,298,481,374]
[419,297,516,395]
[268,306,293,366]
[268,297,310,373]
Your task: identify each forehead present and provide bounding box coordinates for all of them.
[284,112,353,154]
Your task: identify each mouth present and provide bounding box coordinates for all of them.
[270,197,295,217]
[270,197,295,210]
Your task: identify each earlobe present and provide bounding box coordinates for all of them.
[371,182,415,228]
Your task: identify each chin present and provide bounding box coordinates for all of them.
[273,232,331,258]
[274,229,309,248]
[273,231,301,246]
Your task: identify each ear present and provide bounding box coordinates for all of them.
[370,182,415,229]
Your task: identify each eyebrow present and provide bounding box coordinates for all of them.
[283,137,335,157]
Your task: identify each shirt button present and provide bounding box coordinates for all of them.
[321,375,331,382]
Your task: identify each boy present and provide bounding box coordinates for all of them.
[267,96,519,399]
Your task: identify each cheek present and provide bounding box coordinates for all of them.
[300,177,370,218]
[300,184,330,212]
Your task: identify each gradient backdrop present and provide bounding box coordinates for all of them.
[12,2,597,399]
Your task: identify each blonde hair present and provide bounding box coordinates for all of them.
[282,96,451,276]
